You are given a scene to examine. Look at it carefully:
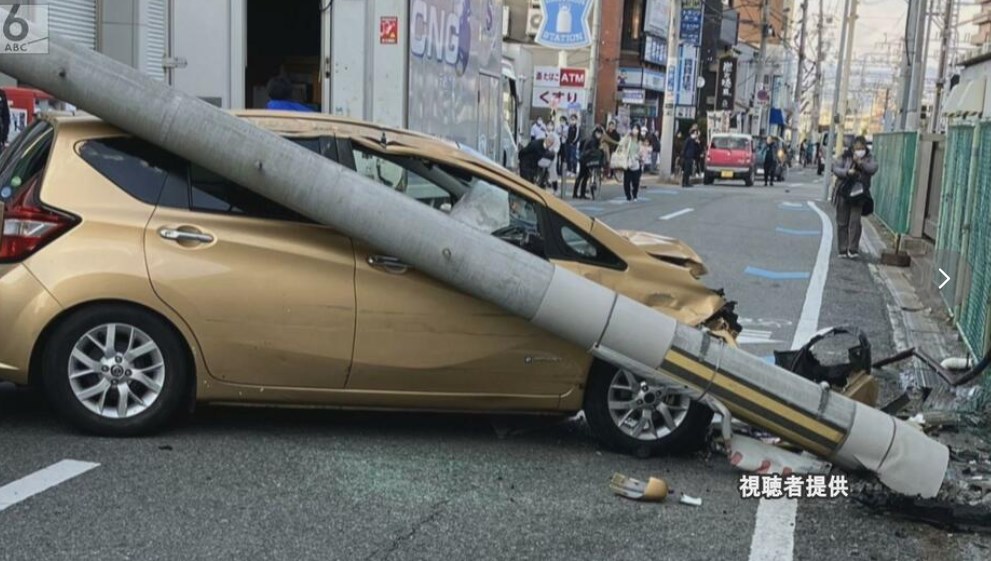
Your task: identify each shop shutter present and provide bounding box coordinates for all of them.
[141,0,168,81]
[49,0,97,50]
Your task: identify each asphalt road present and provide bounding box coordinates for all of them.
[2,167,988,561]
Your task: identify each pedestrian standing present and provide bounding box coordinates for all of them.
[574,127,605,199]
[763,136,777,186]
[546,129,562,195]
[603,121,621,180]
[618,126,644,201]
[530,118,547,141]
[265,76,315,112]
[566,114,581,175]
[648,129,660,174]
[681,129,701,187]
[555,115,568,179]
[832,136,878,259]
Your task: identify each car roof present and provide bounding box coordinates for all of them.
[40,110,547,197]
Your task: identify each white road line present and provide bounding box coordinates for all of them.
[659,208,694,221]
[0,460,100,512]
[747,200,833,561]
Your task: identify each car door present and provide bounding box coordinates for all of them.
[339,139,586,399]
[144,138,356,389]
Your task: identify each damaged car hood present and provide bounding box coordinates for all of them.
[617,230,708,278]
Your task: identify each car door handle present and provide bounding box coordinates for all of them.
[367,255,410,274]
[159,228,214,244]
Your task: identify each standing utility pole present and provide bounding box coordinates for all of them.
[753,0,771,135]
[906,0,929,130]
[822,0,853,200]
[898,0,925,130]
[791,1,809,155]
[932,0,954,132]
[588,0,602,124]
[659,0,681,177]
[810,0,825,143]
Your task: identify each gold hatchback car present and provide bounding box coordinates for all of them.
[0,111,740,455]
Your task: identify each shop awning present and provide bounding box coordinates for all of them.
[770,108,786,126]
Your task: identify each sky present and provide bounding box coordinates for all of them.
[807,0,981,112]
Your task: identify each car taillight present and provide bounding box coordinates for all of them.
[0,179,77,263]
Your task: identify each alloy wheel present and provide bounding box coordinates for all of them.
[607,369,691,441]
[67,323,166,419]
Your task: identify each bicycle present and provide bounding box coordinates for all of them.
[587,164,602,200]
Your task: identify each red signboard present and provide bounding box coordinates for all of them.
[559,68,586,88]
[379,16,398,44]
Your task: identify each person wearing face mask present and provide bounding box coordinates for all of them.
[762,136,778,186]
[574,127,605,199]
[832,136,878,259]
[602,120,622,180]
[618,126,644,201]
[681,128,702,187]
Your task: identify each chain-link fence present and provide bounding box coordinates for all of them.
[871,132,919,235]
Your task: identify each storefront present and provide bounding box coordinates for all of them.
[617,67,665,130]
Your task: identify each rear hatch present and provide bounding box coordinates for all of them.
[707,136,751,167]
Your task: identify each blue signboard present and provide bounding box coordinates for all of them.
[680,0,703,47]
[535,0,593,50]
[644,34,668,66]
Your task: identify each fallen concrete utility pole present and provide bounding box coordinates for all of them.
[1,37,949,498]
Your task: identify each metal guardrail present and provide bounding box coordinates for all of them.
[871,132,919,235]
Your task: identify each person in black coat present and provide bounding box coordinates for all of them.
[681,129,701,187]
[573,127,605,199]
[763,136,778,186]
[518,136,553,184]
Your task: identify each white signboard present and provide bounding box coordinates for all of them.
[532,86,588,109]
[644,0,670,37]
[621,89,647,105]
[643,69,665,92]
[675,44,699,107]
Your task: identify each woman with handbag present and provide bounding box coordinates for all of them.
[831,136,878,259]
[615,126,645,202]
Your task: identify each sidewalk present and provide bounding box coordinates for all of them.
[862,217,987,415]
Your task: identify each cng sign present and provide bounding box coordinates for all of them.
[535,0,592,50]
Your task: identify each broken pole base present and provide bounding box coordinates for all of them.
[880,250,911,267]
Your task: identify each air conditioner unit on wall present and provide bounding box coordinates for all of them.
[526,1,542,37]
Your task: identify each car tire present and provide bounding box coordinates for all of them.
[703,173,714,185]
[41,304,190,436]
[584,361,713,456]
[744,172,754,187]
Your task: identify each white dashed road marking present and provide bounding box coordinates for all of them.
[0,460,100,512]
[747,200,833,561]
[659,208,695,221]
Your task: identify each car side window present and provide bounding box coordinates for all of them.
[350,146,453,209]
[77,137,183,205]
[187,164,312,223]
[545,211,625,270]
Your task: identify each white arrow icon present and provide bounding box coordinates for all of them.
[938,268,951,290]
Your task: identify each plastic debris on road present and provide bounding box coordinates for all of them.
[610,473,669,502]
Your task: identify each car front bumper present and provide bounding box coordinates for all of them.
[0,264,63,385]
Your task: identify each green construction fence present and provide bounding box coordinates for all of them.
[870,131,919,235]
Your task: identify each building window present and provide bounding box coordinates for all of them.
[622,0,646,52]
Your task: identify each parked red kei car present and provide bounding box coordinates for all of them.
[703,133,756,187]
